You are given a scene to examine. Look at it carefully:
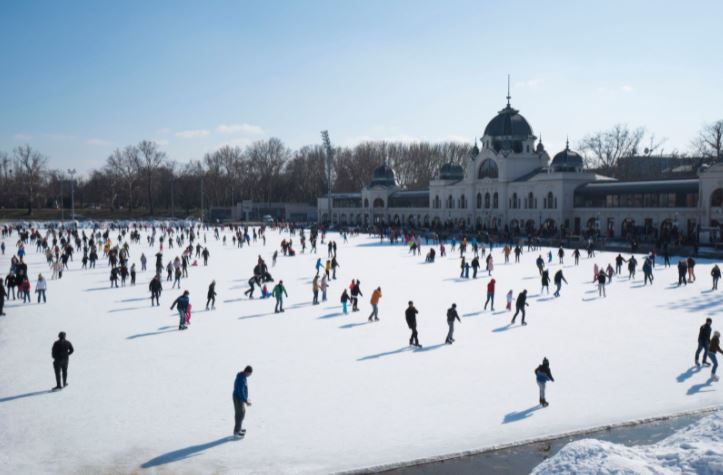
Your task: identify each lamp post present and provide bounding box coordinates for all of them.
[60,176,64,221]
[67,168,76,220]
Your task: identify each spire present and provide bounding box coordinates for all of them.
[506,74,511,106]
[565,135,570,150]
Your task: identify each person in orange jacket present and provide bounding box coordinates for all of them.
[368,287,382,321]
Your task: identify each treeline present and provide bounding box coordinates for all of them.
[0,139,471,215]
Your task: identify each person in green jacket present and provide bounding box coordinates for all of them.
[273,280,288,313]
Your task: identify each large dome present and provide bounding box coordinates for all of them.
[439,162,464,180]
[484,104,533,138]
[369,163,396,187]
[551,144,584,172]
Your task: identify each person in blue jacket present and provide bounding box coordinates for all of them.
[233,366,253,438]
[170,290,190,330]
[535,357,554,407]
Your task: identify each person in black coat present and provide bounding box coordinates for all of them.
[696,318,713,367]
[511,290,529,325]
[0,280,6,315]
[405,301,421,347]
[149,274,162,306]
[445,303,461,344]
[206,280,217,310]
[52,331,74,390]
[678,260,688,286]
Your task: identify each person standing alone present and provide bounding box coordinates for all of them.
[369,287,382,322]
[233,366,253,438]
[405,301,421,347]
[52,331,74,390]
[445,303,461,344]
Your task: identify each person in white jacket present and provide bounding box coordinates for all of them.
[36,274,47,303]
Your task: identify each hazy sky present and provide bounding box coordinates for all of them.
[1,0,722,174]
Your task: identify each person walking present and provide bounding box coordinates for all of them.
[170,290,190,330]
[149,274,162,306]
[405,301,421,347]
[535,357,554,407]
[273,280,288,313]
[484,278,496,311]
[52,331,74,390]
[709,331,722,382]
[712,264,721,291]
[445,303,461,344]
[511,290,529,325]
[206,280,217,310]
[369,286,382,322]
[232,366,253,438]
[696,318,713,368]
[36,274,47,303]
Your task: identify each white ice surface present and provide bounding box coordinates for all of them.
[532,411,723,474]
[0,229,721,474]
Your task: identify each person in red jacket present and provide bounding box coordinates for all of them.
[484,278,496,311]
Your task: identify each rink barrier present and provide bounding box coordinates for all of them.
[336,405,722,474]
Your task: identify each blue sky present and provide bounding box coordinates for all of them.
[1,0,722,174]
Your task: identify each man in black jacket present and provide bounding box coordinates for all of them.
[405,301,420,347]
[511,290,529,325]
[696,318,713,367]
[445,303,460,344]
[52,331,74,390]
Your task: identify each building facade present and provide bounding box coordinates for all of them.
[318,97,723,243]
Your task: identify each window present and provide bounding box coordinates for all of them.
[447,195,454,209]
[493,192,499,208]
[478,159,499,179]
[476,193,482,209]
[528,192,534,209]
[373,198,385,208]
[485,193,491,209]
[711,189,723,207]
[512,193,518,209]
[459,195,467,209]
[433,196,441,208]
[546,192,554,209]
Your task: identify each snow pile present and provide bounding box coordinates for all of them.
[532,412,723,474]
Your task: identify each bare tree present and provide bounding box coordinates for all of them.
[13,145,48,215]
[137,140,166,215]
[246,138,288,203]
[106,146,140,212]
[578,124,645,172]
[691,119,723,162]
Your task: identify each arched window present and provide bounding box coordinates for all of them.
[493,192,499,208]
[478,159,499,179]
[433,195,441,209]
[547,192,554,209]
[363,198,369,208]
[711,189,723,207]
[512,193,518,209]
[476,193,482,209]
[485,192,491,209]
[528,192,534,209]
[373,198,385,208]
[459,195,467,209]
[447,195,454,209]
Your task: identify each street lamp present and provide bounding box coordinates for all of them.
[67,169,76,220]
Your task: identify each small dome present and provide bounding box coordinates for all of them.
[439,162,464,180]
[470,140,480,158]
[484,104,533,138]
[551,144,583,172]
[369,164,396,187]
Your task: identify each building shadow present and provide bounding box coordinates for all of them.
[503,405,541,424]
[140,436,234,468]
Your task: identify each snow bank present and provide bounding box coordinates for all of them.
[532,412,723,475]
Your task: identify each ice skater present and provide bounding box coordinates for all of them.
[206,280,217,310]
[405,301,421,347]
[511,290,528,325]
[535,357,554,407]
[696,318,712,368]
[170,290,190,330]
[484,278,495,311]
[445,303,460,344]
[52,331,74,390]
[233,366,253,438]
[368,286,382,321]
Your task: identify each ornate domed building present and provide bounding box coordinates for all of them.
[319,89,719,243]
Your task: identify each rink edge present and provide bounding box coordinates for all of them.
[337,405,722,474]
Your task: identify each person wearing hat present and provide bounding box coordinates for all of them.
[709,331,722,382]
[52,331,74,390]
[445,304,461,344]
[170,290,190,330]
[534,357,554,407]
[233,365,253,438]
[272,280,288,313]
[405,301,420,347]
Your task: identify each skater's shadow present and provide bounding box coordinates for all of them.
[127,327,178,339]
[463,311,483,317]
[581,297,598,302]
[339,321,369,329]
[84,287,113,292]
[119,297,148,303]
[223,298,246,303]
[687,379,716,395]
[140,436,234,468]
[318,312,343,319]
[503,405,541,424]
[414,343,447,352]
[238,313,270,320]
[676,366,702,383]
[630,284,647,289]
[358,347,412,361]
[0,389,52,404]
[443,278,472,282]
[492,324,520,333]
[537,297,554,302]
[492,310,507,315]
[109,306,147,313]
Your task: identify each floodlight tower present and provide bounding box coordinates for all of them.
[321,130,333,225]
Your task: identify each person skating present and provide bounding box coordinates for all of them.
[245,276,258,299]
[709,331,722,382]
[541,269,550,295]
[597,270,607,297]
[573,248,580,265]
[149,274,162,306]
[471,256,480,278]
[535,357,554,407]
[642,258,654,285]
[0,280,6,315]
[445,303,460,344]
[506,289,513,311]
[368,286,382,321]
[553,270,567,297]
[536,255,544,276]
[52,331,74,390]
[130,263,136,285]
[678,259,688,286]
[170,290,190,330]
[511,290,529,325]
[202,247,210,266]
[712,264,721,290]
[233,365,253,438]
[341,288,350,315]
[696,318,713,367]
[484,278,496,311]
[273,280,288,313]
[312,276,320,305]
[320,274,329,302]
[206,280,217,310]
[36,274,47,303]
[405,301,421,347]
[687,256,696,283]
[351,280,363,312]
